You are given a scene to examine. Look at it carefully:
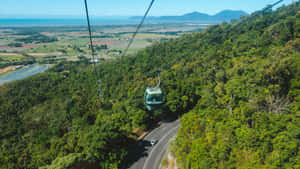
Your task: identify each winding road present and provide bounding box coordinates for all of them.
[125,119,180,169]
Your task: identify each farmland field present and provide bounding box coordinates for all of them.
[0,23,209,64]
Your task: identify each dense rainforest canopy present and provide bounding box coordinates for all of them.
[0,2,299,169]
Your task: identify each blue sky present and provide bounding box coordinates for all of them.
[0,0,295,18]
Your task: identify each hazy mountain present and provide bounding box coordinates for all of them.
[159,11,211,21]
[130,10,248,23]
[213,10,248,21]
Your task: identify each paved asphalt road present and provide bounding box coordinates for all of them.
[125,119,181,169]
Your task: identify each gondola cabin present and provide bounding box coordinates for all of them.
[144,87,164,111]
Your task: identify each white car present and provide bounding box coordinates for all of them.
[150,139,158,146]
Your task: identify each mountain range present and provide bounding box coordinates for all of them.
[130,10,248,23]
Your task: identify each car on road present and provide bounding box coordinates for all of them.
[150,139,158,146]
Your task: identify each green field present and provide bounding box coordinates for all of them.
[0,23,209,64]
[0,53,24,61]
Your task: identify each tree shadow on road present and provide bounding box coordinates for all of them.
[120,139,152,169]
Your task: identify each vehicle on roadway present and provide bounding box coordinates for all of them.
[150,139,158,146]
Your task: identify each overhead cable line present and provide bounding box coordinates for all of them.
[84,0,98,74]
[84,0,103,98]
[122,0,156,58]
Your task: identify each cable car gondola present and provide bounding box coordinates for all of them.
[144,72,164,111]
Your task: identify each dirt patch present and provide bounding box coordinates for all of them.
[160,137,178,169]
[0,65,23,74]
[0,44,39,50]
[28,52,62,57]
[22,44,39,49]
[93,41,121,46]
[132,128,147,140]
[160,153,178,169]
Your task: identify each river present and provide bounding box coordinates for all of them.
[0,64,50,86]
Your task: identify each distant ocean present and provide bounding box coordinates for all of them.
[0,18,139,26]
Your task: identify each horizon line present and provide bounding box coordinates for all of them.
[0,9,249,19]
